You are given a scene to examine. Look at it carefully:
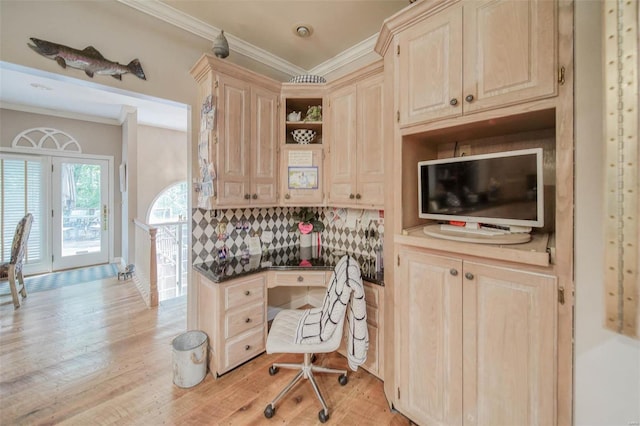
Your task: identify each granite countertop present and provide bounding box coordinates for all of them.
[193,246,384,286]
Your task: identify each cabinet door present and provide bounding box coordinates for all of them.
[462,0,556,113]
[327,84,357,205]
[462,262,556,426]
[397,247,463,426]
[280,145,324,205]
[398,4,463,126]
[217,73,251,206]
[357,73,385,208]
[251,86,278,205]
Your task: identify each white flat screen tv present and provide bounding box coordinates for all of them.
[418,148,544,229]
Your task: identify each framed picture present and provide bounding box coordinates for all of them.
[288,166,318,189]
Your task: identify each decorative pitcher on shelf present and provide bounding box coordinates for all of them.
[287,111,302,122]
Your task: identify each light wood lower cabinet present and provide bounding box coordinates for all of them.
[396,246,557,426]
[196,271,267,377]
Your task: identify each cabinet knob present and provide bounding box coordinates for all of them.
[465,272,474,280]
[245,345,251,351]
[355,193,361,200]
[450,269,458,276]
[244,193,250,200]
[465,94,475,102]
[349,193,355,199]
[245,317,251,323]
[252,194,257,200]
[285,193,291,200]
[244,290,251,296]
[297,275,304,282]
[450,98,458,106]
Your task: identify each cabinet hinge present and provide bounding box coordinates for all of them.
[397,387,400,399]
[396,111,400,122]
[51,209,54,218]
[51,164,54,172]
[558,287,565,305]
[397,45,400,56]
[397,255,400,266]
[52,255,54,262]
[214,80,219,89]
[558,66,565,85]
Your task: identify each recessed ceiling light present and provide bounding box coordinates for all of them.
[30,82,52,91]
[294,25,313,38]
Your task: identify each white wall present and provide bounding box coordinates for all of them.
[137,125,187,220]
[574,2,640,425]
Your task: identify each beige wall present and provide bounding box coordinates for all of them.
[0,108,123,258]
[574,2,640,424]
[137,125,187,221]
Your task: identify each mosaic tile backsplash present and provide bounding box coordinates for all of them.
[192,207,384,265]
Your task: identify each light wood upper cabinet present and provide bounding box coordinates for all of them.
[217,73,251,206]
[191,55,280,208]
[398,3,463,125]
[250,86,279,205]
[396,246,557,426]
[397,0,556,127]
[462,0,556,114]
[327,84,357,205]
[327,68,385,208]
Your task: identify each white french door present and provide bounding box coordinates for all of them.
[51,157,109,270]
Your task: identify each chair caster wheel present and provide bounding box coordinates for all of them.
[264,405,275,418]
[338,374,348,386]
[318,409,329,423]
[269,366,279,375]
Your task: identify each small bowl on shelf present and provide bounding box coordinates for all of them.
[291,129,316,144]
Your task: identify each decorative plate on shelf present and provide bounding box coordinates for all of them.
[288,74,326,84]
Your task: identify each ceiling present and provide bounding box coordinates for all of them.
[0,0,408,131]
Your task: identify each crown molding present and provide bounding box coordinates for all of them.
[117,0,306,77]
[116,0,383,80]
[308,33,380,77]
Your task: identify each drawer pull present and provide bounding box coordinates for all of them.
[465,272,474,280]
[450,269,458,276]
[297,276,304,282]
[465,94,475,103]
[244,290,251,296]
[245,345,251,351]
[245,318,251,323]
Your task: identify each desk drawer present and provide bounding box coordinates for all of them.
[363,282,380,308]
[224,327,264,371]
[269,271,326,288]
[225,301,265,338]
[225,277,264,310]
[366,305,379,327]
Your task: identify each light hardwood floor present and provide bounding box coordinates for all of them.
[0,276,409,425]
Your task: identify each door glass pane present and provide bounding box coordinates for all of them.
[1,157,43,265]
[61,163,102,256]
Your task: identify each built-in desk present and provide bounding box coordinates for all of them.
[194,246,384,379]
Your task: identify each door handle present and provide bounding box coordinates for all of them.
[102,205,108,231]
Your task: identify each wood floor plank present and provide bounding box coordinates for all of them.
[0,276,408,425]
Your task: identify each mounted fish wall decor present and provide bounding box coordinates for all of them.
[27,38,146,81]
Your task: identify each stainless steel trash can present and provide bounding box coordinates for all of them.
[171,330,208,388]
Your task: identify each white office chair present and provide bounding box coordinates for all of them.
[263,255,368,423]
